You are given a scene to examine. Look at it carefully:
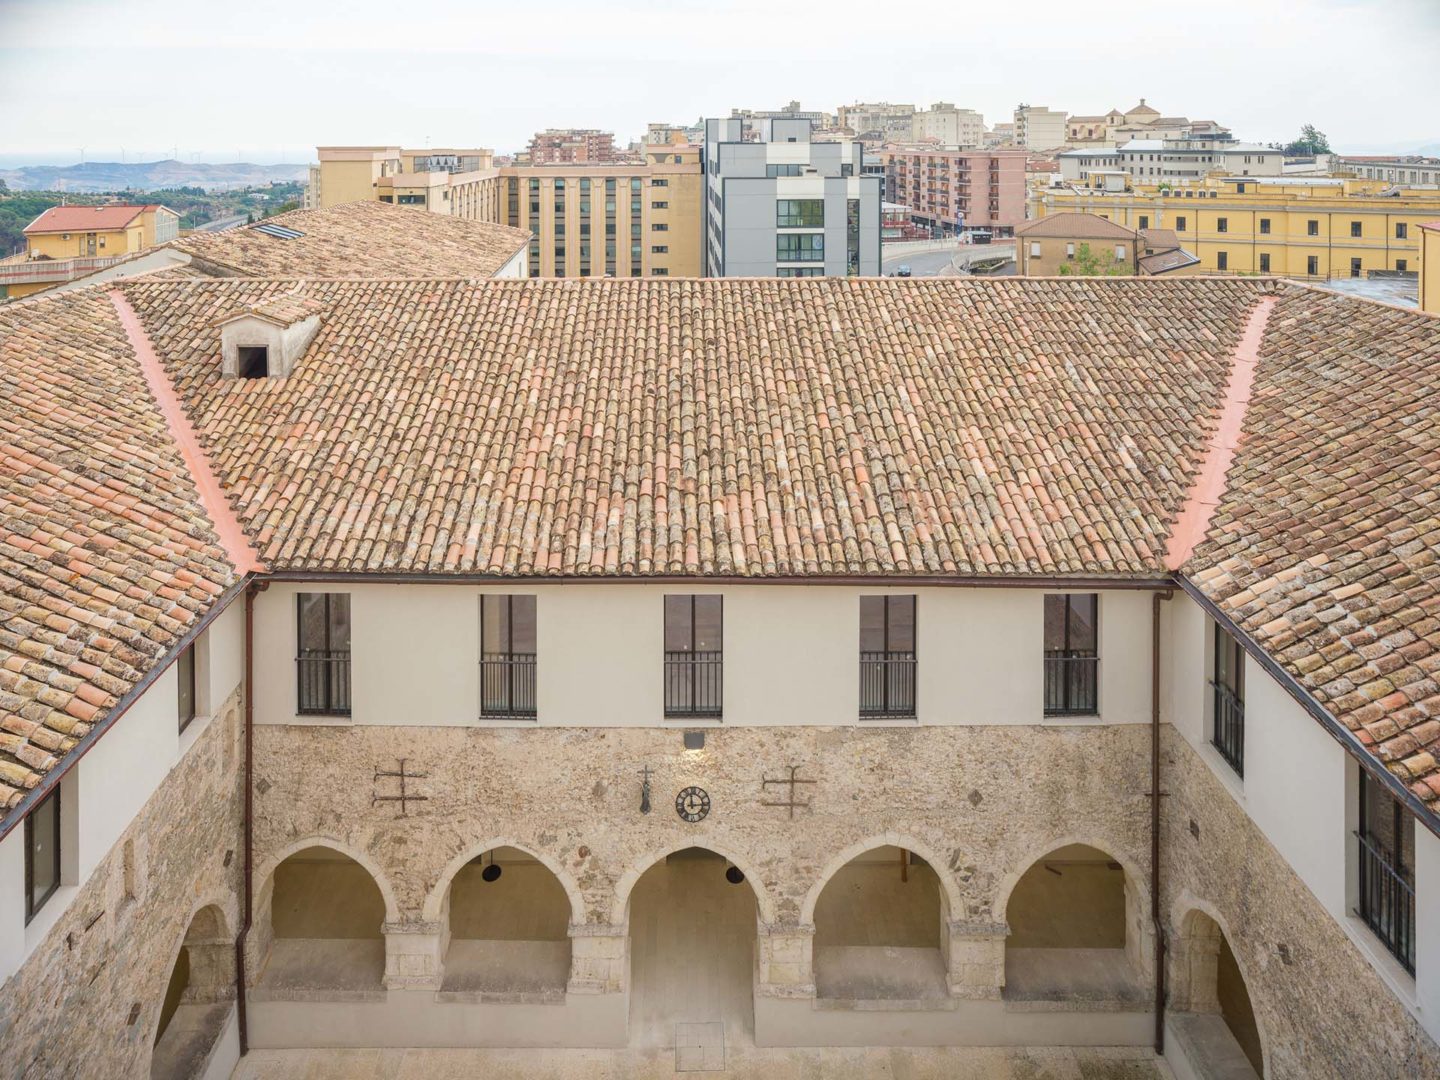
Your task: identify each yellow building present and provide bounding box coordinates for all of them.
[1034,176,1440,280]
[1422,221,1440,314]
[306,146,501,221]
[500,145,703,277]
[2,203,180,299]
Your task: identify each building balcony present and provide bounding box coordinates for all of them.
[0,253,129,287]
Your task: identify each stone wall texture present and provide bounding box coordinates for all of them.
[0,693,244,1080]
[1162,730,1440,1079]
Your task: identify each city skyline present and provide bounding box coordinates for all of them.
[1,0,1437,165]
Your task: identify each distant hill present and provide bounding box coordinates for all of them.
[0,159,309,193]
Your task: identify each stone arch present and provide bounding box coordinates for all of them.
[612,840,776,926]
[998,834,1155,999]
[993,832,1151,938]
[150,901,235,1080]
[422,837,584,925]
[1170,893,1268,1076]
[800,833,962,927]
[254,835,400,924]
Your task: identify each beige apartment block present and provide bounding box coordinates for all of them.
[1423,221,1440,313]
[307,146,502,221]
[500,145,702,277]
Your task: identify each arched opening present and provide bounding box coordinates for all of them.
[151,905,233,1080]
[438,846,572,1000]
[812,845,947,1002]
[626,847,758,1052]
[254,845,386,996]
[1172,909,1263,1077]
[1003,843,1146,1004]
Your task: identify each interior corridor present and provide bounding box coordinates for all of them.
[626,848,758,1052]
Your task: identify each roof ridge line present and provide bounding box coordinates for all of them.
[1165,294,1278,570]
[107,289,265,574]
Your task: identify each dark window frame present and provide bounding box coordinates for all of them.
[24,786,62,925]
[663,595,723,719]
[480,595,538,719]
[859,595,917,719]
[296,593,351,716]
[1044,594,1099,716]
[1211,623,1245,776]
[177,643,197,734]
[1355,771,1416,974]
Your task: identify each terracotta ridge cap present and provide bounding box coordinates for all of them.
[1165,294,1278,570]
[107,289,265,574]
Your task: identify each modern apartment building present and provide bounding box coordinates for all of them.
[910,103,985,147]
[879,147,1029,234]
[1337,155,1440,187]
[305,146,502,220]
[703,117,881,277]
[526,129,620,165]
[1035,175,1440,278]
[1013,104,1068,149]
[3,270,1439,1079]
[1421,221,1440,313]
[728,102,833,142]
[501,145,703,277]
[837,102,916,144]
[1,203,181,298]
[1060,139,1287,184]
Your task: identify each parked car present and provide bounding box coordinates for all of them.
[896,265,912,277]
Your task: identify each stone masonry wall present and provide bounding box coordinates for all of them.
[0,690,244,1080]
[251,722,1157,997]
[1162,729,1440,1079]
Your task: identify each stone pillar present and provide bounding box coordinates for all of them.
[185,933,238,1003]
[757,922,815,998]
[568,922,628,995]
[1172,919,1223,1013]
[944,919,1007,1000]
[383,920,445,991]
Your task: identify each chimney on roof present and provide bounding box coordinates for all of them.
[211,292,325,380]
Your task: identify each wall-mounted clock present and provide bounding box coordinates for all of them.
[675,786,711,823]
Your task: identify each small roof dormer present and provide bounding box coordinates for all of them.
[211,292,325,380]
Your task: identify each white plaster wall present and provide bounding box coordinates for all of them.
[251,583,1154,727]
[1418,826,1440,1046]
[79,663,179,880]
[1236,655,1348,917]
[0,827,24,981]
[1163,592,1207,747]
[203,600,245,717]
[495,247,527,279]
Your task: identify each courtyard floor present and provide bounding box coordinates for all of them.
[232,1044,1172,1079]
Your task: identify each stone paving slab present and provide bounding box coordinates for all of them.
[232,1044,1172,1080]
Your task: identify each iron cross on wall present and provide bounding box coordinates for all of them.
[372,758,429,817]
[761,764,816,819]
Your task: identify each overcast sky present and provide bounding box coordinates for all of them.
[1,0,1436,165]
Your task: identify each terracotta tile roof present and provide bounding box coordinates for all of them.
[1015,213,1137,241]
[23,205,151,234]
[212,291,326,327]
[1188,288,1440,805]
[169,202,530,280]
[118,276,1271,577]
[1138,249,1201,276]
[0,291,235,812]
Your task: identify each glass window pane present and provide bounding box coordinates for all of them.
[298,593,327,651]
[860,596,885,653]
[694,596,722,652]
[329,594,351,652]
[28,788,59,914]
[1068,594,1098,652]
[511,596,537,653]
[887,596,916,652]
[664,595,692,652]
[1043,595,1067,651]
[481,595,508,653]
[177,646,195,725]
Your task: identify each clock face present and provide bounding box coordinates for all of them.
[675,785,711,823]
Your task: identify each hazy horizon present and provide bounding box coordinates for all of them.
[2,0,1438,166]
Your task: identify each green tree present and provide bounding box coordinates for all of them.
[1058,242,1133,277]
[1285,124,1331,156]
